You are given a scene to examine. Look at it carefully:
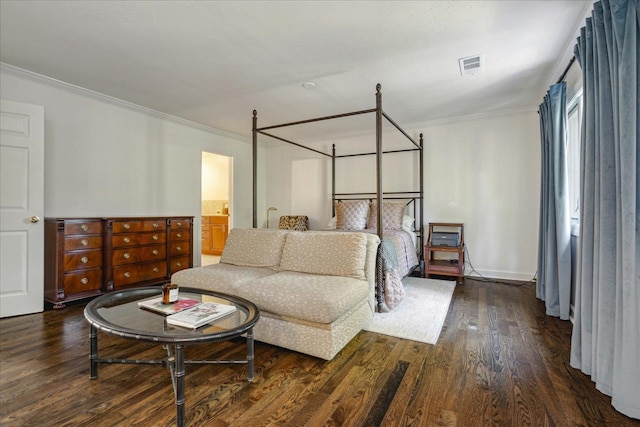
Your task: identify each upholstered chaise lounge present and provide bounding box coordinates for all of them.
[171,228,379,360]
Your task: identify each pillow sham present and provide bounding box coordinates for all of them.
[367,201,406,230]
[335,200,369,230]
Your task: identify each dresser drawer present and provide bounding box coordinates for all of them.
[170,256,190,274]
[169,241,190,257]
[112,245,166,266]
[63,269,103,294]
[169,218,191,229]
[112,220,166,233]
[63,250,103,271]
[112,261,167,287]
[112,232,166,247]
[170,230,190,241]
[64,235,103,251]
[64,220,102,235]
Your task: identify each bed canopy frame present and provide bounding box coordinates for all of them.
[252,83,424,260]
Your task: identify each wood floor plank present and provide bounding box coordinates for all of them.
[1,278,638,426]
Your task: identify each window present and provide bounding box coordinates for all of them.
[567,89,583,221]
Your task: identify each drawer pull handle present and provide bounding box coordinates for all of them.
[124,272,131,278]
[123,253,130,259]
[176,246,182,252]
[176,262,182,267]
[153,223,159,228]
[123,237,130,243]
[81,256,89,264]
[123,223,130,230]
[153,267,159,273]
[176,222,182,227]
[81,239,89,246]
[153,235,159,241]
[153,249,159,255]
[176,232,182,238]
[80,277,89,285]
[81,224,89,231]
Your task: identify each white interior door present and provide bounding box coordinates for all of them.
[0,100,45,317]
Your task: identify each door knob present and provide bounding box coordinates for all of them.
[30,216,40,223]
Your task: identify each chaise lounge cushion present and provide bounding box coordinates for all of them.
[279,231,368,280]
[220,228,289,269]
[235,271,370,324]
[171,263,276,294]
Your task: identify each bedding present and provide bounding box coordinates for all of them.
[328,200,420,311]
[377,237,405,311]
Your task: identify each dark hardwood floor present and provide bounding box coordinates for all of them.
[1,278,638,426]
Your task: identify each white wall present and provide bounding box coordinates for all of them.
[2,66,540,279]
[1,67,257,264]
[263,109,540,281]
[422,111,540,281]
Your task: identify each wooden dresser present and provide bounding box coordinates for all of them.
[45,216,193,308]
[201,215,228,256]
[44,218,104,306]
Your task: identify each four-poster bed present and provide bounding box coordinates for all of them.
[252,84,424,311]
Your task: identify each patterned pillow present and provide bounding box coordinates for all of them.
[367,201,406,230]
[279,231,367,280]
[335,200,369,230]
[278,215,309,231]
[220,228,289,269]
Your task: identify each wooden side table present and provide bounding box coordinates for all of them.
[424,222,465,284]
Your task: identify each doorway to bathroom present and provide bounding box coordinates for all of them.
[201,151,232,266]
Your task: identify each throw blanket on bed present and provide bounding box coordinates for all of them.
[376,237,406,312]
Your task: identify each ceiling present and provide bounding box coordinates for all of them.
[0,1,591,142]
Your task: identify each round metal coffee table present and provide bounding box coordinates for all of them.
[84,286,260,427]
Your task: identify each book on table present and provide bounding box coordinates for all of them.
[137,297,200,315]
[167,302,237,329]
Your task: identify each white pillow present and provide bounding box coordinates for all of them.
[402,215,415,231]
[327,216,337,230]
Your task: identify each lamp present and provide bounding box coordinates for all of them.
[266,207,277,228]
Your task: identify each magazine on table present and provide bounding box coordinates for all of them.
[167,302,237,329]
[137,296,200,315]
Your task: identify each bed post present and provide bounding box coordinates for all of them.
[252,110,258,228]
[419,133,424,274]
[375,83,383,241]
[332,144,336,217]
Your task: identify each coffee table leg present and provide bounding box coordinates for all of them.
[89,324,98,379]
[174,345,185,427]
[247,328,255,382]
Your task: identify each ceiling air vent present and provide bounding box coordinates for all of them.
[459,55,483,76]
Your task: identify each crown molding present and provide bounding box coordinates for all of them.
[404,106,538,130]
[1,62,248,143]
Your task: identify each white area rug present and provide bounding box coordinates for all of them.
[364,277,456,344]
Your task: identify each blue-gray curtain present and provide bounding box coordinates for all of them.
[570,0,639,419]
[537,82,572,320]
